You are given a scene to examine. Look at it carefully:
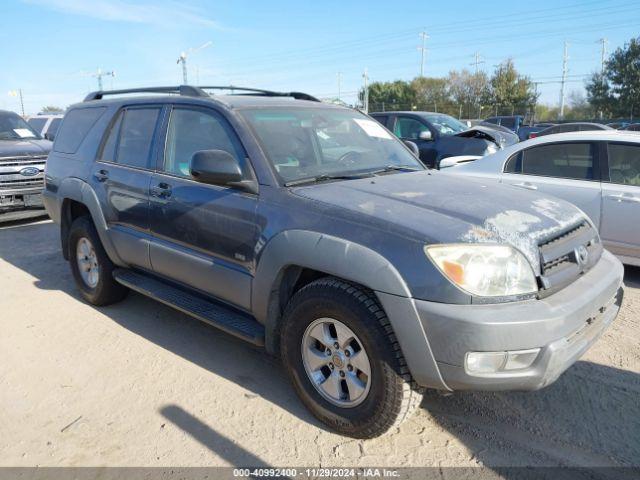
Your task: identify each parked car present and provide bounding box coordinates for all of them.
[444,130,640,266]
[43,86,624,438]
[27,113,64,141]
[607,121,630,130]
[370,111,518,168]
[533,122,613,138]
[621,123,640,132]
[0,109,51,221]
[481,115,547,141]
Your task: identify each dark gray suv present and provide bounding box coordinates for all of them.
[43,86,624,438]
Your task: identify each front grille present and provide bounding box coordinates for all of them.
[538,220,602,294]
[0,156,46,191]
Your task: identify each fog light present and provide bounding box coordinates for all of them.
[465,349,540,374]
[465,352,507,373]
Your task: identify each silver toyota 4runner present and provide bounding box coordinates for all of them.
[43,86,625,438]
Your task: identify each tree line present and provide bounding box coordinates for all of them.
[360,36,640,122]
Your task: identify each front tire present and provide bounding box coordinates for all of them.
[281,277,423,438]
[68,216,127,306]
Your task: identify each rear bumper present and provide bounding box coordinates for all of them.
[381,250,624,391]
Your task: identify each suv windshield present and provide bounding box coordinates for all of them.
[423,114,467,136]
[0,111,40,140]
[240,107,424,183]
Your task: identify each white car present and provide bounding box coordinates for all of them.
[26,114,64,141]
[444,130,640,266]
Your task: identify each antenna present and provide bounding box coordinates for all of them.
[177,41,212,85]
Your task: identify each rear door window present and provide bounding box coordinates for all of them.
[54,107,106,154]
[607,143,640,186]
[371,115,389,127]
[520,142,596,180]
[114,108,160,169]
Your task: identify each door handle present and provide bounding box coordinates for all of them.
[150,182,172,198]
[94,169,109,182]
[512,182,538,191]
[606,193,640,204]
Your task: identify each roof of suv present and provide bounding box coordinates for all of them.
[76,85,334,111]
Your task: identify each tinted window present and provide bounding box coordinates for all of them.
[28,117,47,133]
[98,111,124,163]
[48,118,62,135]
[484,117,499,125]
[54,107,106,154]
[608,143,640,186]
[504,152,522,173]
[371,115,388,127]
[394,117,429,139]
[520,143,594,180]
[115,108,160,169]
[163,108,245,177]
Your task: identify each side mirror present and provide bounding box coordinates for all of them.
[44,132,55,141]
[418,130,432,141]
[403,140,420,157]
[190,149,243,186]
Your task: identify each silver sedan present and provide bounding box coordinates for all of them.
[444,130,640,266]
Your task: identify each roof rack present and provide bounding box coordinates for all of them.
[83,85,320,103]
[198,86,320,102]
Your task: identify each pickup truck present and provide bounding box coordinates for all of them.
[0,109,51,221]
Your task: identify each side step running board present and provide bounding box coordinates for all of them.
[112,269,265,346]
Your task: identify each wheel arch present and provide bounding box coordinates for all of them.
[57,178,125,266]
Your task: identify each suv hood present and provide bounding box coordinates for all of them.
[292,171,586,273]
[0,139,52,157]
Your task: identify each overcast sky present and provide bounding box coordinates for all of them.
[2,0,640,114]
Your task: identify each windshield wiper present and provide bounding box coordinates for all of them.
[285,172,373,187]
[367,165,423,175]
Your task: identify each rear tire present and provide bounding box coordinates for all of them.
[281,277,423,438]
[68,216,127,306]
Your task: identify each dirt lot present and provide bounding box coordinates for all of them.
[1,219,639,469]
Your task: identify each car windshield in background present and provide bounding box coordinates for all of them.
[0,112,40,140]
[424,114,467,135]
[240,107,424,184]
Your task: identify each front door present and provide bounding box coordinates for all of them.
[600,142,640,263]
[90,106,163,270]
[148,105,259,310]
[501,141,603,228]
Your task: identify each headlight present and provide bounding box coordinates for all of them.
[424,244,537,297]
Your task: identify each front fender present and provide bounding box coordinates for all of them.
[252,230,448,390]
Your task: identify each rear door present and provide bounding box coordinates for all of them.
[91,105,163,270]
[600,142,640,263]
[148,104,259,310]
[501,141,603,227]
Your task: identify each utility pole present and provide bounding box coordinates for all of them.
[559,41,569,121]
[470,51,485,75]
[418,31,429,77]
[470,52,485,119]
[597,37,609,74]
[337,72,343,102]
[362,69,369,113]
[93,68,115,91]
[8,89,25,117]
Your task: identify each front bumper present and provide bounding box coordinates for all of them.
[0,188,44,212]
[380,250,624,391]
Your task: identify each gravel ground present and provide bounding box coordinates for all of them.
[1,219,638,469]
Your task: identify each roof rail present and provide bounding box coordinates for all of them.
[198,86,320,102]
[83,85,207,102]
[83,85,320,103]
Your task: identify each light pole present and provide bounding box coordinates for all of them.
[177,41,212,85]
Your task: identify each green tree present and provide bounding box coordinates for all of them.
[409,77,452,114]
[447,69,490,118]
[489,59,538,115]
[585,72,613,118]
[366,80,416,111]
